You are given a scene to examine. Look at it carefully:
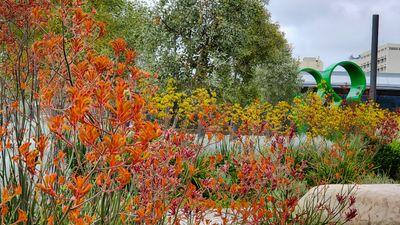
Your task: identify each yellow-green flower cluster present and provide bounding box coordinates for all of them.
[179,88,217,119]
[151,79,186,123]
[149,80,396,140]
[292,93,388,139]
[266,101,292,133]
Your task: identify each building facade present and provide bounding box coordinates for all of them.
[351,43,400,73]
[299,57,323,71]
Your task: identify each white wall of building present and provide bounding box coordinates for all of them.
[352,43,400,73]
[299,57,323,71]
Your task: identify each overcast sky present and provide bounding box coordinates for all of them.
[268,0,400,67]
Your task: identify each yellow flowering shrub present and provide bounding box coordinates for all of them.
[266,101,293,134]
[292,93,343,138]
[179,88,217,121]
[149,80,397,142]
[151,79,186,125]
[291,93,389,140]
[239,100,272,134]
[223,103,243,125]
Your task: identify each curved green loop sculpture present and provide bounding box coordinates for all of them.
[299,67,326,100]
[299,67,323,84]
[300,61,366,105]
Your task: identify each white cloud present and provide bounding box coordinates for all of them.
[268,0,400,67]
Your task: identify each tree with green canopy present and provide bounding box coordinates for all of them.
[149,0,300,104]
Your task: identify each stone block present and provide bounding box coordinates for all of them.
[298,184,400,225]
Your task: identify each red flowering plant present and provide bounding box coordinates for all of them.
[33,7,184,225]
[0,0,54,223]
[0,1,220,224]
[202,137,307,224]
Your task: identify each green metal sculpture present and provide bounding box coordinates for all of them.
[299,61,366,105]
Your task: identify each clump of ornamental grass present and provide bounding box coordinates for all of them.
[290,134,376,187]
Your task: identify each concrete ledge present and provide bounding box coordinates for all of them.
[298,184,400,225]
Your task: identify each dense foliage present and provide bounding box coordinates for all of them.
[373,140,400,180]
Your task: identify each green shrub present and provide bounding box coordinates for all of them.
[373,140,400,180]
[291,135,375,186]
[361,173,398,184]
